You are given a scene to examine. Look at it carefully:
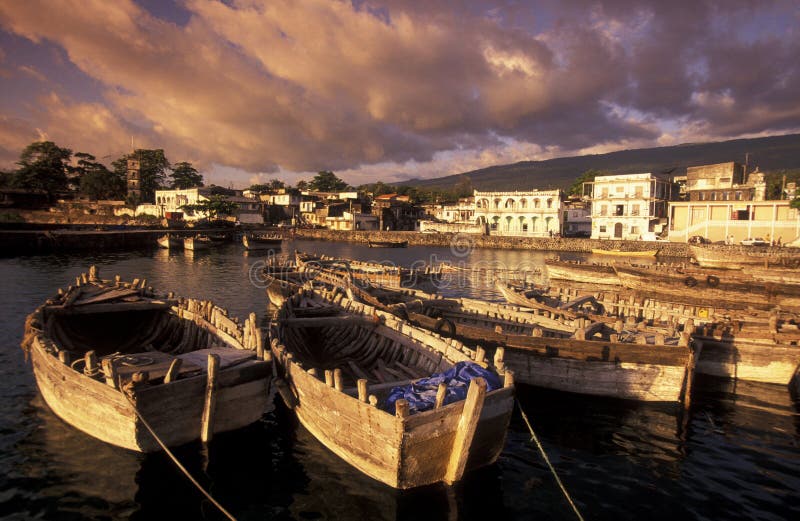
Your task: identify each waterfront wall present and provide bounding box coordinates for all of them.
[293,229,693,257]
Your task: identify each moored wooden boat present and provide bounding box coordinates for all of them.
[20,266,272,452]
[296,251,441,293]
[368,239,409,248]
[688,244,800,270]
[545,259,621,285]
[183,235,211,251]
[269,287,514,489]
[243,233,283,250]
[156,234,183,249]
[591,248,657,257]
[359,282,697,403]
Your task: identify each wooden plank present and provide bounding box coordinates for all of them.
[200,353,220,442]
[445,377,487,483]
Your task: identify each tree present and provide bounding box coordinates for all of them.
[248,183,271,194]
[454,176,474,198]
[180,195,238,220]
[112,149,170,203]
[765,169,800,200]
[74,152,125,200]
[568,169,606,197]
[11,141,72,198]
[295,179,309,191]
[309,170,348,192]
[169,161,204,189]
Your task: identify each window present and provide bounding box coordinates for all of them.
[631,226,640,234]
[547,198,553,208]
[616,186,624,193]
[615,205,624,216]
[600,205,608,216]
[520,198,527,208]
[601,188,609,198]
[735,191,742,201]
[534,199,541,208]
[699,192,705,201]
[599,225,607,233]
[634,186,643,197]
[631,204,640,216]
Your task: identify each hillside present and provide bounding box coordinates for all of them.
[404,133,800,191]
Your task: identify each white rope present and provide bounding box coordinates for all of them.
[125,395,237,521]
[516,399,585,521]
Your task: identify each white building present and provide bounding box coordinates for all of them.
[473,189,562,236]
[153,187,263,224]
[586,173,675,240]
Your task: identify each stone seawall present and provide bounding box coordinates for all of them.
[294,229,692,257]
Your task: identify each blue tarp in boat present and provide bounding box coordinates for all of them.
[384,361,501,414]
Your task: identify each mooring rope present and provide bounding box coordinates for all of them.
[516,399,585,521]
[124,396,237,521]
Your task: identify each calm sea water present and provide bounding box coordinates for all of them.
[0,239,798,520]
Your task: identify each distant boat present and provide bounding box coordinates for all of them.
[156,234,183,249]
[688,244,800,270]
[368,239,408,248]
[591,248,657,257]
[20,266,271,452]
[242,233,282,250]
[545,258,620,285]
[184,235,211,251]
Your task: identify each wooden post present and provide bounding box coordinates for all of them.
[395,399,410,418]
[101,358,118,389]
[434,383,447,409]
[333,368,343,392]
[368,395,378,407]
[164,358,182,384]
[255,327,264,358]
[444,377,487,484]
[475,346,486,364]
[493,346,505,373]
[504,370,514,388]
[88,265,99,282]
[200,353,220,443]
[58,350,70,365]
[357,379,368,402]
[325,369,334,387]
[84,350,98,377]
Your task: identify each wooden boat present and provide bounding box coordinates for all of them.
[688,244,800,270]
[242,233,283,250]
[368,239,408,248]
[183,235,211,251]
[20,266,272,452]
[545,258,620,285]
[156,234,183,249]
[591,248,657,257]
[269,287,514,489]
[337,281,696,403]
[613,264,800,312]
[296,251,441,293]
[690,322,800,385]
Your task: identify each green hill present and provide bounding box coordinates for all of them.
[403,133,800,191]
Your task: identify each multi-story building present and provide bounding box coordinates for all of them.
[585,173,676,240]
[153,187,264,224]
[668,163,800,243]
[561,197,592,237]
[473,189,562,236]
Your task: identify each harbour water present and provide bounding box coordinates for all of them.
[0,240,798,520]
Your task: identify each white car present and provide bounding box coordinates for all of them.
[741,237,768,246]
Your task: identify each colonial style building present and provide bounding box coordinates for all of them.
[585,173,676,240]
[473,189,563,236]
[668,162,799,243]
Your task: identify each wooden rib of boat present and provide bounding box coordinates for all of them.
[545,259,621,285]
[20,266,272,452]
[591,248,657,257]
[184,235,211,251]
[269,287,514,489]
[264,270,307,308]
[242,233,283,250]
[156,234,183,249]
[358,282,697,403]
[368,239,408,248]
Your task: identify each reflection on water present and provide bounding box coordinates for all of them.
[0,242,798,520]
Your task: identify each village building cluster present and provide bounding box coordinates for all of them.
[3,160,798,244]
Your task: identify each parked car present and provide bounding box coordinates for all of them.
[688,235,710,245]
[740,237,768,246]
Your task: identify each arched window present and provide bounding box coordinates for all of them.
[534,199,541,208]
[547,198,553,208]
[505,198,515,209]
[494,198,501,209]
[520,198,527,209]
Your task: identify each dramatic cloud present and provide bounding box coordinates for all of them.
[0,0,798,184]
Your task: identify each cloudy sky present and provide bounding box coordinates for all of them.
[1,0,799,187]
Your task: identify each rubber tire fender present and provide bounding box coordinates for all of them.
[684,276,698,287]
[706,275,720,288]
[433,318,456,338]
